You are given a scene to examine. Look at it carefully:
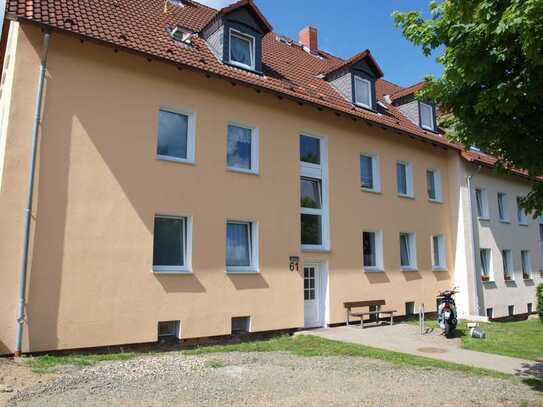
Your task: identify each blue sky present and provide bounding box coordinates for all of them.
[201,0,441,87]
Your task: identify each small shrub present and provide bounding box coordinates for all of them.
[537,284,543,322]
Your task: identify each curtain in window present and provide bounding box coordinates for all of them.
[355,77,370,107]
[360,156,373,189]
[400,234,411,266]
[427,170,436,200]
[153,217,184,266]
[397,163,407,195]
[157,110,188,159]
[227,125,252,169]
[227,223,250,267]
[230,34,252,66]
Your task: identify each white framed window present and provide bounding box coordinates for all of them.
[480,248,492,282]
[229,28,255,70]
[354,76,372,109]
[360,154,380,192]
[419,102,434,131]
[426,169,442,202]
[502,249,513,281]
[517,197,528,225]
[396,161,414,198]
[497,192,509,222]
[300,134,329,251]
[521,250,532,280]
[431,235,446,271]
[153,215,192,273]
[226,220,259,273]
[363,230,384,272]
[226,122,259,174]
[475,188,489,219]
[157,106,196,164]
[399,232,417,270]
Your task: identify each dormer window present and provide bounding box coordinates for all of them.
[229,29,255,70]
[354,76,372,109]
[419,102,435,131]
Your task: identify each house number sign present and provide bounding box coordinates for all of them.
[289,256,300,271]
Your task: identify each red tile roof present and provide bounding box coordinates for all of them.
[5,0,459,150]
[461,150,542,181]
[390,81,426,101]
[322,49,383,79]
[376,79,403,100]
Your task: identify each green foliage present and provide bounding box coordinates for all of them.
[394,0,543,215]
[538,284,543,322]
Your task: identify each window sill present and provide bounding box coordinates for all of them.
[499,219,511,224]
[364,267,384,273]
[432,267,448,272]
[398,193,415,200]
[477,216,490,221]
[518,222,529,227]
[153,267,192,274]
[227,166,259,176]
[401,266,418,272]
[157,155,195,165]
[361,187,381,194]
[302,247,331,253]
[481,279,495,284]
[523,278,533,281]
[428,199,443,204]
[226,266,259,274]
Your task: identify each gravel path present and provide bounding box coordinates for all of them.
[5,352,543,406]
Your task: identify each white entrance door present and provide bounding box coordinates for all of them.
[304,264,322,328]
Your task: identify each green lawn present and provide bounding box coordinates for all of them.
[408,318,543,361]
[24,352,139,373]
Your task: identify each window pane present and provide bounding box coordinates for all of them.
[420,103,433,129]
[363,232,376,267]
[157,110,188,159]
[433,236,441,266]
[521,250,530,278]
[153,217,184,266]
[427,170,436,200]
[227,125,252,170]
[397,162,407,195]
[230,32,252,67]
[502,250,511,279]
[476,189,484,216]
[539,223,543,241]
[226,222,251,267]
[300,135,320,164]
[360,155,374,189]
[498,193,505,219]
[355,77,371,107]
[300,177,322,209]
[480,249,489,276]
[400,233,411,267]
[301,214,322,245]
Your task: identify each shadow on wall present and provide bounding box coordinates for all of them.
[402,271,422,282]
[227,274,269,290]
[363,272,390,284]
[432,271,451,282]
[156,274,206,293]
[0,339,10,355]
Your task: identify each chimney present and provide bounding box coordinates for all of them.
[299,26,318,54]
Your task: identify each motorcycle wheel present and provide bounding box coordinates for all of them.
[444,321,451,338]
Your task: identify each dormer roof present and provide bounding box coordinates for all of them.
[322,49,383,79]
[214,0,272,34]
[390,81,425,101]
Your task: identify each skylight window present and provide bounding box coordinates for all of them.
[229,29,255,70]
[169,26,193,44]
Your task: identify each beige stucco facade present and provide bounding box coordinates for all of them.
[2,22,533,355]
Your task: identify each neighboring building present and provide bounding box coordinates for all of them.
[452,150,543,320]
[0,0,539,355]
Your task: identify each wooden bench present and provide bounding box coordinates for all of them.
[344,300,396,329]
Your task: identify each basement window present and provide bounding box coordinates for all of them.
[528,303,533,314]
[508,305,515,317]
[157,320,180,339]
[486,308,493,319]
[405,302,416,316]
[231,316,251,334]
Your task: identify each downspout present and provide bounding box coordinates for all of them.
[466,172,484,317]
[14,29,51,357]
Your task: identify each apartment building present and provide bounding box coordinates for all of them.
[0,0,539,355]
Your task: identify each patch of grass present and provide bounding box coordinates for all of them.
[24,352,139,373]
[185,334,510,380]
[406,318,543,361]
[207,360,225,368]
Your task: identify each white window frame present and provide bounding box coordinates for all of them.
[354,76,372,109]
[363,230,384,272]
[521,250,532,280]
[360,153,381,193]
[431,234,447,271]
[502,249,513,281]
[475,188,489,220]
[300,133,329,252]
[228,28,256,71]
[225,220,259,274]
[400,232,417,271]
[480,248,492,282]
[157,106,196,164]
[419,102,435,131]
[226,121,259,175]
[517,197,528,226]
[497,192,510,223]
[152,214,193,274]
[426,168,442,203]
[397,160,414,198]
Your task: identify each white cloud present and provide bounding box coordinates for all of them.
[196,0,236,9]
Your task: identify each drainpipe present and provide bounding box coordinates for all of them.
[466,172,484,317]
[14,30,51,357]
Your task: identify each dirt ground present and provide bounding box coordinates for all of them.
[2,352,542,406]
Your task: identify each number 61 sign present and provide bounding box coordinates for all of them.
[289,256,300,271]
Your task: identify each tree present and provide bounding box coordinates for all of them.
[394,0,543,216]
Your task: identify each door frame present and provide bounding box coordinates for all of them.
[303,260,329,328]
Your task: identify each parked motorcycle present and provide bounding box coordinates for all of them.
[437,288,458,338]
